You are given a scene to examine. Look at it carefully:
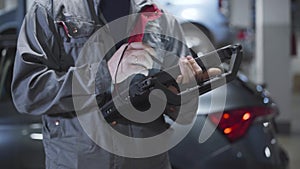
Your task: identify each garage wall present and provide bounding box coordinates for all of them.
[254,0,292,130]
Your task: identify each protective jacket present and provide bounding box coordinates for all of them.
[11,0,190,168]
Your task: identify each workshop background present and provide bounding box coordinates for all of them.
[0,0,299,169]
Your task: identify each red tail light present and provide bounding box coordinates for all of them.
[209,107,275,142]
[236,29,247,41]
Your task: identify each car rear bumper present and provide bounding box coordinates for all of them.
[202,121,289,169]
[169,117,289,169]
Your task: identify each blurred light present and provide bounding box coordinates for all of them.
[238,73,248,82]
[236,30,246,40]
[265,147,271,158]
[271,138,277,145]
[30,133,43,140]
[256,85,263,92]
[22,129,28,136]
[224,128,232,134]
[30,123,43,129]
[236,152,243,158]
[242,112,251,121]
[223,113,230,119]
[263,97,270,104]
[263,122,270,127]
[1,48,7,56]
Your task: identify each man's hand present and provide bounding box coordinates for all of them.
[176,55,222,84]
[108,42,155,84]
[165,56,222,124]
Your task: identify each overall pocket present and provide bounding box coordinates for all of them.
[55,16,100,70]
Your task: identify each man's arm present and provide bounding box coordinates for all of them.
[11,2,111,115]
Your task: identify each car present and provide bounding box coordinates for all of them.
[160,0,234,54]
[168,73,289,169]
[0,100,44,169]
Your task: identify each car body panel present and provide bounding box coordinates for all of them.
[0,100,44,169]
[169,76,288,169]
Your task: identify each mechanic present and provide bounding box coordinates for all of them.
[11,0,220,168]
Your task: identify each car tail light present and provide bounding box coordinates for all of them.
[209,107,276,142]
[236,29,247,41]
